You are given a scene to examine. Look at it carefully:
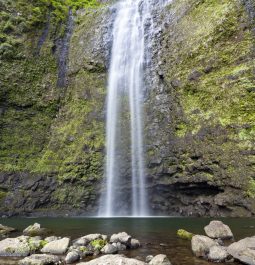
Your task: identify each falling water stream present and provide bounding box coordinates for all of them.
[98,0,155,217]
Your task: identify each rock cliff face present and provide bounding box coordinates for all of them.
[0,0,254,217]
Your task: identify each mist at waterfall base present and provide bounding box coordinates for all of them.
[98,0,153,217]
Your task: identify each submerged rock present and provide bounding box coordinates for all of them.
[0,237,30,257]
[177,229,194,240]
[78,254,145,264]
[41,237,70,254]
[19,254,60,265]
[0,224,15,235]
[227,236,255,265]
[204,221,233,239]
[149,254,172,265]
[191,235,218,258]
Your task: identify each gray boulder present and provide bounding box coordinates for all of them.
[191,235,218,257]
[65,250,80,264]
[130,239,140,249]
[208,245,229,262]
[0,237,30,257]
[41,237,70,254]
[44,236,59,243]
[112,242,126,251]
[227,236,255,265]
[101,243,118,254]
[110,232,131,245]
[78,254,145,264]
[204,221,233,239]
[73,237,89,247]
[149,254,172,265]
[145,255,154,263]
[19,254,60,265]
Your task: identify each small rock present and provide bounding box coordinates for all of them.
[227,236,255,265]
[19,254,60,265]
[23,223,49,237]
[146,255,154,263]
[149,254,172,265]
[191,235,219,258]
[110,232,131,245]
[208,245,229,262]
[41,237,70,254]
[204,221,233,239]
[101,243,118,254]
[65,250,80,264]
[130,239,140,249]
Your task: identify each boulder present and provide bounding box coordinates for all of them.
[227,236,255,265]
[0,237,30,257]
[145,255,154,263]
[204,221,233,239]
[44,236,59,243]
[112,242,126,251]
[149,254,172,265]
[191,235,218,257]
[130,239,140,249]
[101,243,118,254]
[110,232,131,245]
[65,250,80,264]
[73,237,89,247]
[41,237,70,254]
[23,223,49,237]
[208,245,229,262]
[83,234,103,242]
[19,254,60,265]
[177,229,194,240]
[78,254,145,264]
[0,224,15,235]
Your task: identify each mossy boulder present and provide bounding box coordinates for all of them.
[177,229,194,240]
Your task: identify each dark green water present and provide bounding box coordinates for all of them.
[0,217,254,265]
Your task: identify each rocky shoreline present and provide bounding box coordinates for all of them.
[0,220,254,264]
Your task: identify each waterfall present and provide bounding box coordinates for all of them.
[98,0,154,217]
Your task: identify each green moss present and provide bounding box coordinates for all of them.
[0,191,7,201]
[247,179,255,198]
[166,1,254,146]
[91,239,107,250]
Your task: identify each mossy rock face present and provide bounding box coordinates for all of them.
[145,0,255,216]
[0,2,109,216]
